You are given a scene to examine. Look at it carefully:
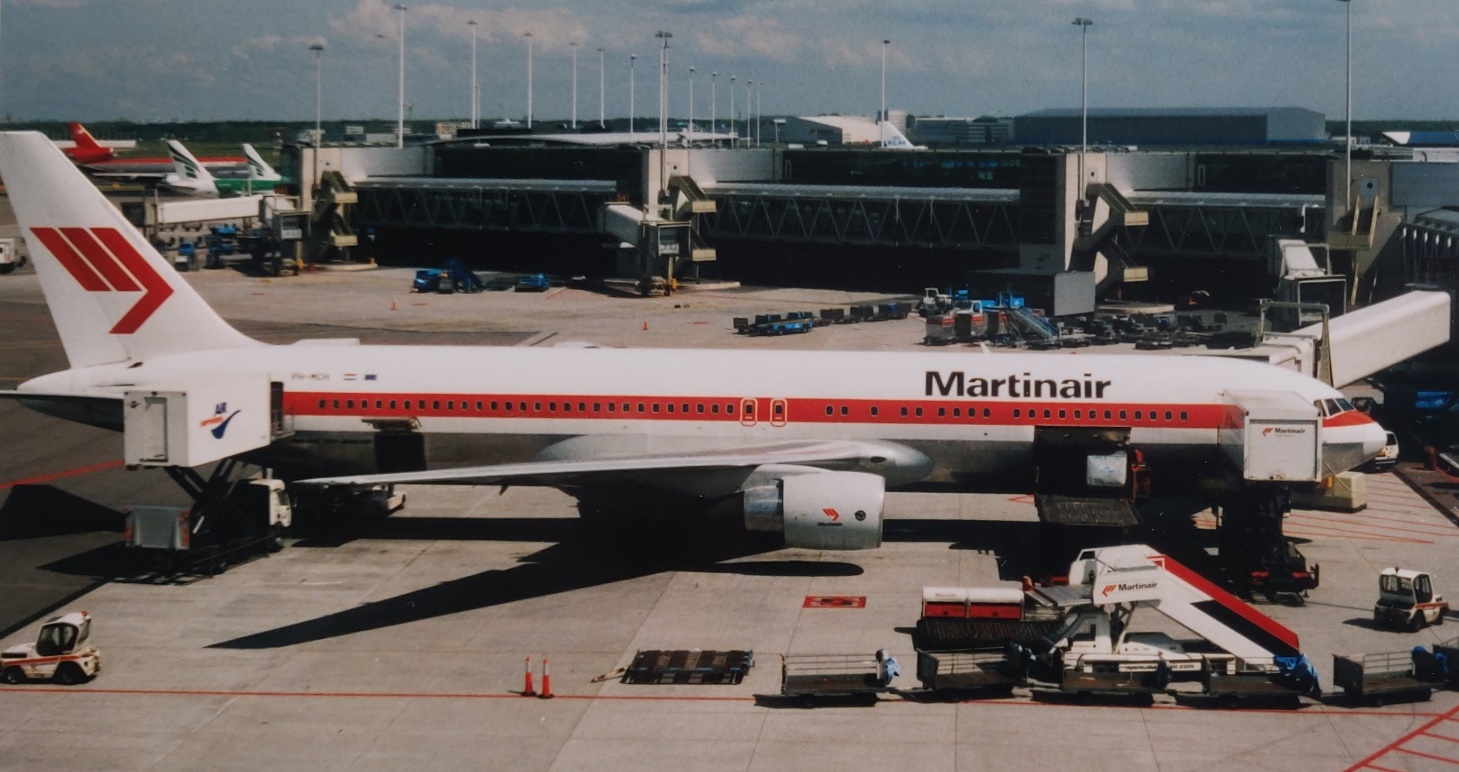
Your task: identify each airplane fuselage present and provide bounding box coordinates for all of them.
[22,345,1384,496]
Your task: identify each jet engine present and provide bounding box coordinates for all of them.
[742,471,884,550]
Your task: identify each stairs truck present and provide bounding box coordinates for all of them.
[1019,545,1321,703]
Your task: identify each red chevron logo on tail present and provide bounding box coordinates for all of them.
[29,226,172,334]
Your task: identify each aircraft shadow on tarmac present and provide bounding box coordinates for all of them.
[210,517,864,650]
[0,485,124,540]
[208,512,1228,651]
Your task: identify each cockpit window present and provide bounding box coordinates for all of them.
[1336,399,1355,412]
[1322,399,1341,416]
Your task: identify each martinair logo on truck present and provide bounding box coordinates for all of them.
[926,371,1113,399]
[28,226,173,334]
[1101,581,1158,598]
[199,403,241,439]
[1261,427,1308,437]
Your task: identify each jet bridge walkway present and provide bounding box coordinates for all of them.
[700,182,1020,252]
[353,177,618,234]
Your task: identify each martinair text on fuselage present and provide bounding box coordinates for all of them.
[925,371,1114,400]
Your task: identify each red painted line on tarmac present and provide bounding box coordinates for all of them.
[1424,732,1459,745]
[0,459,125,491]
[1287,513,1457,540]
[1281,527,1430,545]
[1345,703,1459,772]
[1308,506,1459,530]
[3,685,1453,723]
[1393,746,1459,765]
[1364,765,1403,772]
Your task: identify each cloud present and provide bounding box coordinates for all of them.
[328,0,588,47]
[232,34,329,59]
[691,15,801,62]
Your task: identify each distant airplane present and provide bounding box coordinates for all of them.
[880,122,926,151]
[159,140,219,197]
[0,130,1393,561]
[82,129,245,182]
[160,140,281,197]
[60,123,116,165]
[209,143,283,196]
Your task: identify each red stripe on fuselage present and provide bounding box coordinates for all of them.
[1323,411,1377,428]
[284,391,1226,429]
[1154,553,1301,652]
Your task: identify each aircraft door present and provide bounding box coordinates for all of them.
[770,398,788,427]
[740,398,758,426]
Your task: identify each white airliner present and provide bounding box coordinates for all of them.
[880,122,926,150]
[159,139,218,198]
[0,132,1387,551]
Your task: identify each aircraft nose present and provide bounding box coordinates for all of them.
[1361,420,1389,461]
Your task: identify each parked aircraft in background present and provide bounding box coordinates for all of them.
[159,140,281,197]
[82,133,244,182]
[880,122,927,150]
[0,130,1391,559]
[59,123,116,165]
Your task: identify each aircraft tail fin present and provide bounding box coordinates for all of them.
[69,123,102,151]
[879,122,920,150]
[242,143,277,180]
[167,140,216,183]
[0,132,260,368]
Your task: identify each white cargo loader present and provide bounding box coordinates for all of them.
[1,611,99,684]
[1219,390,1322,482]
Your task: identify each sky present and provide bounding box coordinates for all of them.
[5,0,1457,124]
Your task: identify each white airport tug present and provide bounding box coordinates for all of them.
[1374,567,1449,631]
[1,611,100,684]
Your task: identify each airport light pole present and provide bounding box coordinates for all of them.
[571,42,579,130]
[525,31,534,129]
[655,30,671,197]
[395,4,407,148]
[309,42,325,189]
[756,82,762,147]
[598,47,606,128]
[729,76,736,147]
[467,20,478,129]
[711,72,717,136]
[629,54,637,135]
[881,39,890,147]
[688,66,695,143]
[1338,0,1352,214]
[1073,17,1093,190]
[746,80,753,146]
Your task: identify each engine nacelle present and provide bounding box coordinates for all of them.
[743,471,884,550]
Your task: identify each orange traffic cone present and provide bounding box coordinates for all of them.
[390,298,398,311]
[642,320,648,331]
[539,657,555,699]
[522,655,536,697]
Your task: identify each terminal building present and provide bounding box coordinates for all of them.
[288,105,1457,321]
[1013,107,1328,146]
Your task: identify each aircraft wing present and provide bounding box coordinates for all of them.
[300,439,916,489]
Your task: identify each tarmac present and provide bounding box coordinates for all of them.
[2,258,1459,771]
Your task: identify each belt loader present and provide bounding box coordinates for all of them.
[1016,545,1320,704]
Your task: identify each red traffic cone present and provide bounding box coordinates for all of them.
[642,320,648,331]
[390,298,398,311]
[539,657,555,699]
[522,655,536,697]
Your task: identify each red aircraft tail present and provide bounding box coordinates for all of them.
[63,123,113,164]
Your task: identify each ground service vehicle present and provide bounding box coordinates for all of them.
[1374,567,1448,630]
[0,237,20,274]
[1025,546,1320,700]
[777,651,898,705]
[1,611,100,684]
